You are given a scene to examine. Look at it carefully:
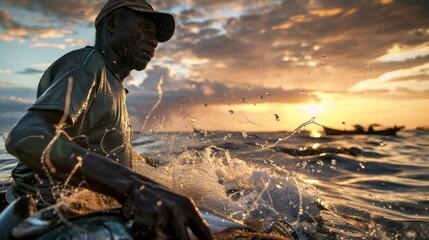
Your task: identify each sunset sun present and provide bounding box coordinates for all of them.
[300,104,326,117]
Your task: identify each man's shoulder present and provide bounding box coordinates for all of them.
[38,47,106,94]
[62,46,104,67]
[52,46,105,75]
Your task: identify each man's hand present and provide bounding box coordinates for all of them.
[122,178,213,239]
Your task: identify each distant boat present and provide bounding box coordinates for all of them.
[323,125,404,136]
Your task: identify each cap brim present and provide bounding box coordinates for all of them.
[128,7,175,42]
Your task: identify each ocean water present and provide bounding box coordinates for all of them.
[1,129,429,239]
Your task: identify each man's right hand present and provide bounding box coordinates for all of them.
[122,177,213,239]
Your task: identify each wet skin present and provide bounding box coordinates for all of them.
[110,12,158,71]
[101,11,159,80]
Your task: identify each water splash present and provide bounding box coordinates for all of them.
[140,76,164,136]
[261,117,322,149]
[133,144,319,232]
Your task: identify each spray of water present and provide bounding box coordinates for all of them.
[139,77,164,136]
[261,117,323,149]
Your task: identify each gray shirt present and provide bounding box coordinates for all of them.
[11,46,133,207]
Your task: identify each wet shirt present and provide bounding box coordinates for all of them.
[11,46,133,207]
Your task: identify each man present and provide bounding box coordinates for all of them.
[5,0,212,239]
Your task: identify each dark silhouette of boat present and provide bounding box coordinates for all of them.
[323,125,404,136]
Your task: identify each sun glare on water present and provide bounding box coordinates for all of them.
[310,129,322,138]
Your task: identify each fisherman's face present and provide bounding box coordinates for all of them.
[110,12,158,71]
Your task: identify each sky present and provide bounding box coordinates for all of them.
[0,0,428,133]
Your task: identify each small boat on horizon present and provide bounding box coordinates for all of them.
[322,125,404,136]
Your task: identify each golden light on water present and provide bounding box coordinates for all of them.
[310,130,322,138]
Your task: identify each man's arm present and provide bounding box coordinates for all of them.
[6,109,212,239]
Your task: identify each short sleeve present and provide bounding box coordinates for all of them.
[29,68,98,124]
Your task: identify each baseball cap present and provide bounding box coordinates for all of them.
[95,0,175,42]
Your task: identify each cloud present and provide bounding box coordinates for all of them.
[16,68,45,75]
[348,86,429,100]
[30,42,67,50]
[351,62,429,91]
[146,0,429,92]
[0,86,35,132]
[1,0,103,23]
[3,0,428,91]
[373,42,429,62]
[64,38,89,47]
[0,70,12,75]
[0,86,35,99]
[395,88,429,99]
[0,9,21,29]
[32,28,75,39]
[0,34,14,41]
[0,9,76,44]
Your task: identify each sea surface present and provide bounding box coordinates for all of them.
[1,129,429,239]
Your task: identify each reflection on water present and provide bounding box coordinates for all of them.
[1,129,429,239]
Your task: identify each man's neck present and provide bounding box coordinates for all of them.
[95,44,131,82]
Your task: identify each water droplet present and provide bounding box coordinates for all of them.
[379,141,386,146]
[191,118,196,123]
[259,95,264,99]
[321,54,326,57]
[266,92,271,96]
[359,163,365,169]
[203,103,208,107]
[299,88,305,93]
[126,220,135,228]
[229,110,234,114]
[241,98,246,102]
[242,130,248,139]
